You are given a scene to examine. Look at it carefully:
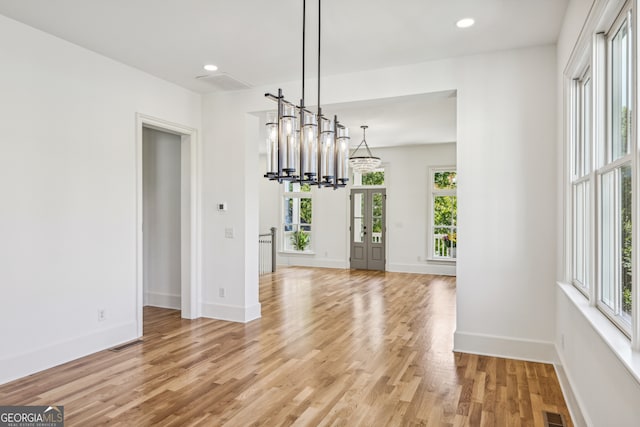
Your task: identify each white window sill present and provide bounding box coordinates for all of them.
[557,281,640,384]
[279,250,315,256]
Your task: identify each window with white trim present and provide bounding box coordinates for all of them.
[566,1,635,338]
[430,168,457,260]
[571,67,592,294]
[597,7,633,329]
[282,182,313,252]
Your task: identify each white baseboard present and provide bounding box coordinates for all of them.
[201,302,261,323]
[277,257,348,269]
[553,348,588,427]
[0,321,136,386]
[453,331,557,364]
[144,291,180,310]
[387,262,456,275]
[278,259,456,274]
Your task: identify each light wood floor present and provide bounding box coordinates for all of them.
[0,268,572,426]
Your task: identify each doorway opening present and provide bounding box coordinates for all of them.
[136,114,200,337]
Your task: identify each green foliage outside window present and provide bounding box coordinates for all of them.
[362,171,384,185]
[621,165,632,314]
[434,171,456,190]
[300,198,312,226]
[434,196,457,227]
[433,171,457,257]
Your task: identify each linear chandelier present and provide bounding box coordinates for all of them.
[349,125,381,173]
[264,0,349,189]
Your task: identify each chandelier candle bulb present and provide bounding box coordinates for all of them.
[336,125,350,183]
[280,104,297,173]
[301,111,318,178]
[321,118,335,181]
[265,112,278,176]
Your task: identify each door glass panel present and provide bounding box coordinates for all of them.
[354,218,364,243]
[372,192,383,244]
[353,193,364,243]
[372,218,382,243]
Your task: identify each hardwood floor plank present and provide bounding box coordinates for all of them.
[0,267,572,426]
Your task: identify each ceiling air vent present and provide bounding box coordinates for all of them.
[195,73,252,91]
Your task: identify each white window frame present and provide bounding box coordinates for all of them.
[595,5,635,335]
[428,166,457,262]
[281,182,314,254]
[570,66,593,297]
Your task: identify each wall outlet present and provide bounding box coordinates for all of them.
[219,288,225,298]
[98,309,106,322]
[224,227,234,239]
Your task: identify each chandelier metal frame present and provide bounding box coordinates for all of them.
[264,0,349,190]
[349,125,382,173]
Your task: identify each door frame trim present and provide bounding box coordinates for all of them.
[135,113,201,336]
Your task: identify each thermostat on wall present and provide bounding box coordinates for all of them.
[217,202,227,211]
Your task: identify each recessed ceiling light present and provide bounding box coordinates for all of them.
[456,18,475,28]
[203,64,218,71]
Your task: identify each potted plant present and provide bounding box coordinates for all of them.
[442,232,457,257]
[291,230,310,251]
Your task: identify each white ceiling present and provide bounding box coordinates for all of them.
[0,0,568,147]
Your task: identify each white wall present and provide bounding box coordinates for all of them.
[555,0,640,425]
[0,15,201,384]
[556,286,640,426]
[259,143,457,275]
[204,44,558,361]
[199,96,261,322]
[383,144,457,275]
[453,47,558,361]
[143,128,182,310]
